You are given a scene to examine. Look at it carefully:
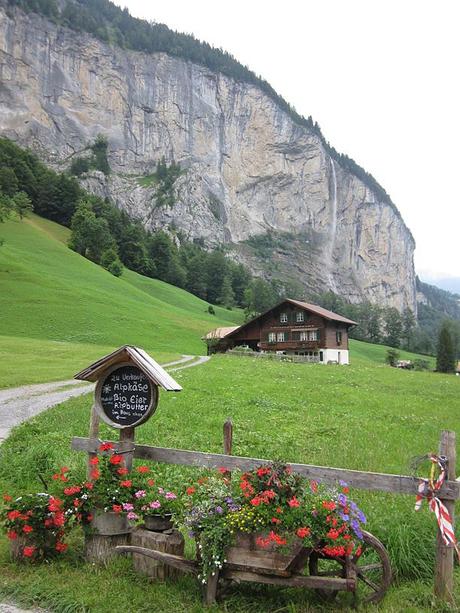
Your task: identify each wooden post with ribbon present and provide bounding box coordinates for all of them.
[434,430,456,602]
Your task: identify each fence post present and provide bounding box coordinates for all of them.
[86,404,100,479]
[434,430,456,602]
[223,419,233,456]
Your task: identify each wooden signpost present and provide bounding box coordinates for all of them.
[74,345,182,564]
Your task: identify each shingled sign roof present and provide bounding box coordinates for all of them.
[74,345,182,391]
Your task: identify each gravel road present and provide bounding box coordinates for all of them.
[0,354,208,443]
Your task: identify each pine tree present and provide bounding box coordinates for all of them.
[436,322,456,373]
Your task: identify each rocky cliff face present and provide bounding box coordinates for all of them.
[0,5,417,312]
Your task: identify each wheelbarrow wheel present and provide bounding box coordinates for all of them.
[308,530,391,604]
[351,530,392,604]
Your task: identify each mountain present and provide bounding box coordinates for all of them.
[0,0,416,312]
[419,276,460,296]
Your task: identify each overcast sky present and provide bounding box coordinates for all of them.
[115,0,459,281]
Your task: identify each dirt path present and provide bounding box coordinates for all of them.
[0,355,209,443]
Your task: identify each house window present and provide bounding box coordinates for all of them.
[336,331,342,345]
[268,332,276,343]
[280,312,288,323]
[300,331,308,341]
[277,332,287,342]
[296,311,304,323]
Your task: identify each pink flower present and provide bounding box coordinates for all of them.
[127,511,138,520]
[158,487,164,494]
[135,490,146,499]
[149,500,161,509]
[165,492,177,500]
[122,503,134,511]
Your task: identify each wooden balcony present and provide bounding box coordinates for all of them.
[259,341,320,352]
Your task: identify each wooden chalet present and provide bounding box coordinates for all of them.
[204,299,357,364]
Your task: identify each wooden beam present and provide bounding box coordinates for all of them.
[71,437,460,500]
[222,569,354,591]
[86,405,100,479]
[434,430,456,602]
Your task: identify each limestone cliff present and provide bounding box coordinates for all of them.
[0,5,417,311]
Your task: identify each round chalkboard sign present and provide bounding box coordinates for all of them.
[95,363,158,428]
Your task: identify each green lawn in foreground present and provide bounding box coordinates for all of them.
[0,215,243,376]
[1,352,458,611]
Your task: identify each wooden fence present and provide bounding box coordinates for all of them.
[72,423,458,602]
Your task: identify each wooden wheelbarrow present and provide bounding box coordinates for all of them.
[116,529,391,605]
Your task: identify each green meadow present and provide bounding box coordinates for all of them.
[0,215,242,386]
[0,353,459,612]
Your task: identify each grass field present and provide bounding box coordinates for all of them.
[0,215,243,387]
[1,350,458,612]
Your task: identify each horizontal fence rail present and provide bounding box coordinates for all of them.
[71,436,460,501]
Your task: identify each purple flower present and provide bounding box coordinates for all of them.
[357,510,367,524]
[150,500,161,509]
[312,510,318,517]
[122,503,134,511]
[351,519,363,539]
[340,513,350,521]
[188,531,195,538]
[338,493,347,506]
[339,480,348,487]
[215,506,223,514]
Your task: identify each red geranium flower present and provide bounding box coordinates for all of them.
[112,504,123,514]
[322,500,336,511]
[55,542,68,553]
[7,510,21,521]
[271,517,281,524]
[147,479,155,487]
[89,457,99,465]
[257,467,270,477]
[109,454,123,465]
[90,469,100,480]
[296,527,311,538]
[137,465,150,473]
[7,530,18,540]
[53,513,65,527]
[99,442,114,451]
[23,546,35,557]
[117,467,129,476]
[288,496,300,508]
[48,497,63,512]
[22,525,33,534]
[218,467,229,474]
[3,494,12,502]
[120,480,132,488]
[186,487,196,495]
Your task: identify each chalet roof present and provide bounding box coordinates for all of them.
[286,299,357,325]
[224,298,357,339]
[74,345,182,391]
[202,326,239,340]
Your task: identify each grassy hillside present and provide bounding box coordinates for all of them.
[0,353,458,611]
[0,215,243,386]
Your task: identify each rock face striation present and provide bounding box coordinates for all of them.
[0,5,417,311]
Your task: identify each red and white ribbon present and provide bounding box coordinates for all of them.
[415,454,459,560]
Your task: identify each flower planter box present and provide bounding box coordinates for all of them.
[91,510,131,536]
[225,532,307,576]
[143,514,173,532]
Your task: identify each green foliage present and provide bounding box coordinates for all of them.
[153,158,181,208]
[385,348,400,367]
[243,277,278,318]
[100,247,123,277]
[207,305,215,315]
[69,135,110,177]
[383,308,403,348]
[436,321,456,373]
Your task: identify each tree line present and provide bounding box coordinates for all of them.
[5,0,401,214]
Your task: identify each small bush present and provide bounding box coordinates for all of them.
[385,348,400,367]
